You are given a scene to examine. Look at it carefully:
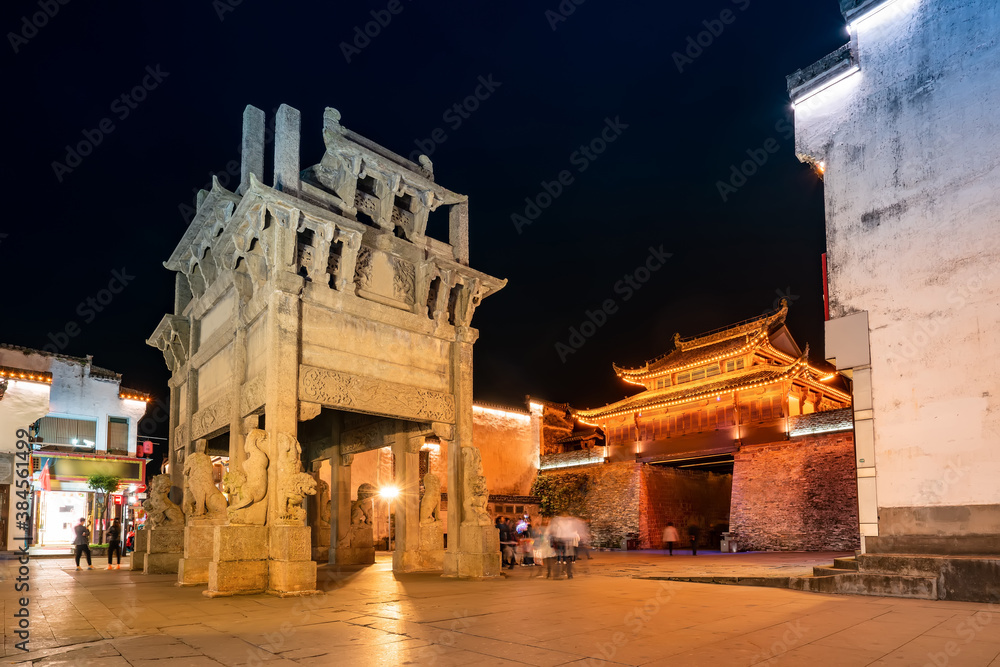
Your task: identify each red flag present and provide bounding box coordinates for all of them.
[38,460,51,492]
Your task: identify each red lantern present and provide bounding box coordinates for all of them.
[143,441,154,455]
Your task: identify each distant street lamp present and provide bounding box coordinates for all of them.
[378,486,398,550]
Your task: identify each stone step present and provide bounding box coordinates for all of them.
[856,553,1000,603]
[788,572,938,600]
[812,566,847,577]
[832,556,859,570]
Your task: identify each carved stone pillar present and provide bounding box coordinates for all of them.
[330,449,352,564]
[391,428,423,572]
[443,330,500,578]
[333,228,362,293]
[309,460,331,562]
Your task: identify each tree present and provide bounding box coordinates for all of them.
[87,474,122,544]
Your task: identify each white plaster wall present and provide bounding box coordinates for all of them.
[794,0,1000,509]
[0,380,50,551]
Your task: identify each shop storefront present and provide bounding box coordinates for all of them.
[32,452,145,546]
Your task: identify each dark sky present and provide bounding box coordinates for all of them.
[1,0,849,434]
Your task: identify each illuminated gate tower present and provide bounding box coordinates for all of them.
[573,303,857,550]
[148,105,506,595]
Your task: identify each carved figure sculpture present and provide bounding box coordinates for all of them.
[224,429,269,525]
[183,439,227,519]
[461,447,492,526]
[314,477,331,527]
[143,474,185,529]
[277,432,317,523]
[420,473,441,525]
[338,482,375,548]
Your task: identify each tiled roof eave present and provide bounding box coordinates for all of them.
[616,330,767,380]
[579,360,809,421]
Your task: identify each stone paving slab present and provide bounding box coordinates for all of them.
[2,553,999,666]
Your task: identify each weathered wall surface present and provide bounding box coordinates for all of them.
[731,432,860,551]
[640,467,732,550]
[793,0,1000,523]
[536,463,641,548]
[473,406,537,496]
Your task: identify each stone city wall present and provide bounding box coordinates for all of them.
[535,462,641,548]
[730,431,859,551]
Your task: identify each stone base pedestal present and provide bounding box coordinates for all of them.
[130,528,148,571]
[204,525,268,597]
[178,520,224,586]
[311,526,331,562]
[443,523,500,578]
[143,528,184,574]
[335,545,375,565]
[269,525,318,595]
[395,522,445,572]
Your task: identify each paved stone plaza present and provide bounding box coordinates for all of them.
[3,553,999,666]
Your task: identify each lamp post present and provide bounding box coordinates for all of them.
[378,485,399,551]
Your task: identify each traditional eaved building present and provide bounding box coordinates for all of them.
[536,304,861,553]
[577,301,852,464]
[0,345,150,552]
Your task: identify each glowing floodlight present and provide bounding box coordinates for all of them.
[379,485,399,499]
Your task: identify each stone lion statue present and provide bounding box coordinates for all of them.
[420,473,441,525]
[143,474,184,529]
[183,440,227,519]
[277,432,317,523]
[338,482,376,548]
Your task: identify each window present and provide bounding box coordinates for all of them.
[655,377,670,389]
[725,358,746,372]
[35,417,97,449]
[676,372,690,384]
[706,364,721,378]
[108,417,129,454]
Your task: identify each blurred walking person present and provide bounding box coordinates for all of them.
[73,518,93,570]
[662,522,680,555]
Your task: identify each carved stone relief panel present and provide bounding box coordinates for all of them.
[191,394,233,440]
[299,365,455,423]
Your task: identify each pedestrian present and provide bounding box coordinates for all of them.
[73,518,93,570]
[688,524,701,556]
[662,521,680,555]
[106,518,123,569]
[500,518,517,570]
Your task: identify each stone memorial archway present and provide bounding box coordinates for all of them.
[148,105,505,595]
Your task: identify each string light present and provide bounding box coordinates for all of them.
[0,367,53,384]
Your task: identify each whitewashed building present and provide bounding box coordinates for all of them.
[788,0,1000,553]
[0,345,150,550]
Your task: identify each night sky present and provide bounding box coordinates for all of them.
[2,0,850,436]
